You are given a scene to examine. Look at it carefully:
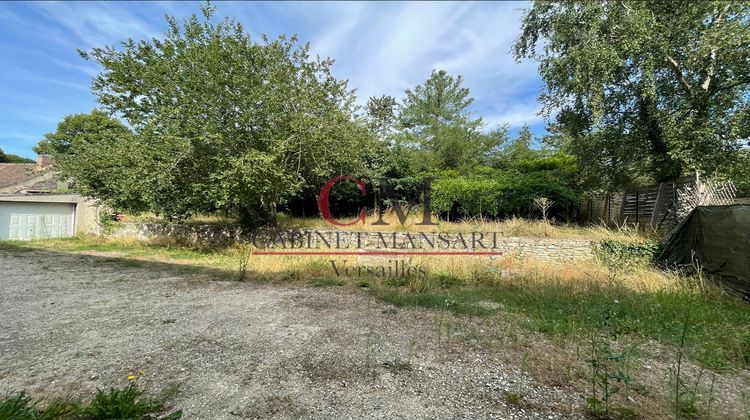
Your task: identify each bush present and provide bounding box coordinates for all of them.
[596,240,661,267]
[431,168,581,220]
[432,174,502,217]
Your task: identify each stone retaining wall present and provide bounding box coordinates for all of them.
[110,222,596,261]
[112,222,245,247]
[486,237,594,260]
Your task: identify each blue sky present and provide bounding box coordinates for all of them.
[0,1,545,159]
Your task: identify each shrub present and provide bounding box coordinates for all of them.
[595,240,660,267]
[432,175,502,218]
[432,168,581,220]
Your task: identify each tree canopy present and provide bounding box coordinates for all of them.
[398,70,500,170]
[36,111,148,211]
[34,110,133,156]
[51,4,374,224]
[515,0,750,191]
[38,1,750,225]
[365,95,398,140]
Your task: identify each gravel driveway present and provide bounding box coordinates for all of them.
[0,247,582,419]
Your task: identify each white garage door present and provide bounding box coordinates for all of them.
[0,202,75,240]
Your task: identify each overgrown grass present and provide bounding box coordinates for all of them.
[0,384,181,419]
[278,211,658,241]
[122,211,657,241]
[371,279,750,370]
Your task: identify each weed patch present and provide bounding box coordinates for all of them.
[372,280,750,370]
[381,358,413,374]
[0,384,181,419]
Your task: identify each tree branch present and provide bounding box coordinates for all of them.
[715,77,750,92]
[666,56,693,98]
[700,48,716,92]
[700,4,730,92]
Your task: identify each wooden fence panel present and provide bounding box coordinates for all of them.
[620,177,695,228]
[582,177,696,228]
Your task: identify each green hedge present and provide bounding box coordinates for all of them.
[431,169,581,219]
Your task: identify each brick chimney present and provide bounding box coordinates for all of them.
[36,155,55,170]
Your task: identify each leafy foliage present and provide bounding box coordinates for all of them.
[515,1,750,191]
[432,169,581,220]
[397,70,501,170]
[54,5,373,225]
[365,95,398,140]
[429,128,583,221]
[35,111,150,212]
[34,109,131,157]
[0,384,180,420]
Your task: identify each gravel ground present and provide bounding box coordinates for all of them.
[0,248,584,419]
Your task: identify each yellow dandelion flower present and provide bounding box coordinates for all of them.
[127,375,136,381]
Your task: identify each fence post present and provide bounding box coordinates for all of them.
[672,184,678,225]
[606,194,611,223]
[635,190,640,223]
[651,182,665,227]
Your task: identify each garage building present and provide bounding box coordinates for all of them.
[0,156,99,240]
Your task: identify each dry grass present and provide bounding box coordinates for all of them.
[126,210,657,241]
[15,234,670,292]
[280,211,658,241]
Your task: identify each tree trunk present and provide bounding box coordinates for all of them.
[638,94,681,181]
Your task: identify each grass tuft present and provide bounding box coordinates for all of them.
[381,358,413,373]
[0,384,181,420]
[503,391,526,408]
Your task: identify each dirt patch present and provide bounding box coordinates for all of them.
[0,248,587,419]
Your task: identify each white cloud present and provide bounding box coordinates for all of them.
[1,1,548,158]
[302,1,542,129]
[483,100,544,129]
[30,2,163,48]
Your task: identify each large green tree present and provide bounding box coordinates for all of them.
[36,111,149,211]
[34,109,132,156]
[505,124,535,162]
[515,1,750,191]
[365,95,398,140]
[66,4,372,224]
[398,70,499,170]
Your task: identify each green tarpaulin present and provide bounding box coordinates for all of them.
[657,205,750,295]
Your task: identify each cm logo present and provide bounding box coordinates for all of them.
[317,176,437,227]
